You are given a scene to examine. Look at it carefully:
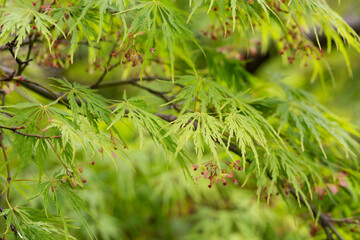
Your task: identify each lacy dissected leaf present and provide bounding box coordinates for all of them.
[4,102,69,181]
[121,1,201,81]
[164,112,226,167]
[0,4,62,55]
[51,1,101,62]
[167,75,231,114]
[272,83,360,159]
[6,102,70,132]
[108,92,190,169]
[45,117,130,170]
[166,76,282,172]
[95,0,132,42]
[3,207,75,240]
[31,181,95,239]
[51,78,111,127]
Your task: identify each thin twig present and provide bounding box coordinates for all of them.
[0,94,11,207]
[46,138,68,170]
[0,125,61,139]
[131,82,171,102]
[0,205,23,239]
[0,94,23,239]
[93,76,173,88]
[329,216,360,223]
[1,65,69,107]
[90,44,117,89]
[5,39,33,75]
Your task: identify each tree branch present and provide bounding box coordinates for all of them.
[1,66,61,100]
[0,125,61,139]
[0,94,11,207]
[4,39,33,75]
[0,94,23,239]
[329,216,360,224]
[90,42,119,89]
[0,205,23,239]
[93,76,172,89]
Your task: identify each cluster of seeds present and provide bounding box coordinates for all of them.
[200,22,232,40]
[49,161,96,193]
[111,32,148,67]
[199,7,236,40]
[279,37,324,66]
[277,23,324,66]
[192,160,243,188]
[36,38,72,68]
[267,0,287,12]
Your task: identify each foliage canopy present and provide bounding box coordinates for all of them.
[0,0,359,239]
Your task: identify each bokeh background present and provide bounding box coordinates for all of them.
[0,0,359,239]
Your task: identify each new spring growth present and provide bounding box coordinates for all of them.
[192,160,242,188]
[111,31,146,67]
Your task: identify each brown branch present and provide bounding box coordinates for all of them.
[0,94,11,206]
[0,124,11,203]
[90,42,119,89]
[1,66,67,105]
[4,39,33,75]
[0,94,23,239]
[131,82,171,102]
[0,125,61,139]
[2,65,174,107]
[329,216,360,224]
[93,76,173,89]
[0,205,23,239]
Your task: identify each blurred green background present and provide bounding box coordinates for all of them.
[0,0,359,239]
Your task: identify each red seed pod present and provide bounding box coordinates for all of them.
[82,180,87,183]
